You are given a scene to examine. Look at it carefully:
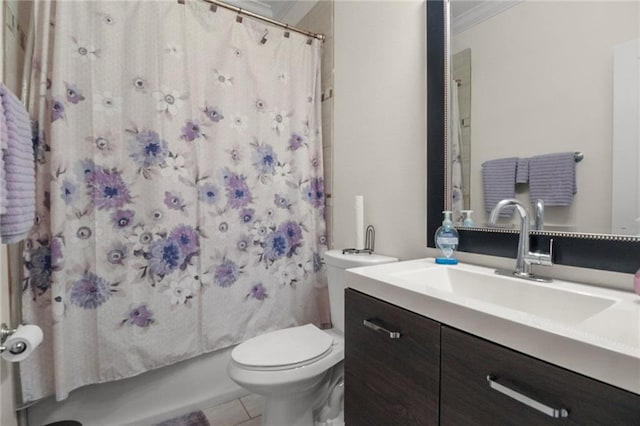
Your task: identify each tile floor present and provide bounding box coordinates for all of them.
[202,393,264,426]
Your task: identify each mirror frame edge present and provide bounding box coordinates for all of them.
[426,0,639,274]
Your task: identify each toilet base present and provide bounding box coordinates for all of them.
[261,392,317,426]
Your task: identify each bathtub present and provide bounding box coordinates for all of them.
[27,347,247,426]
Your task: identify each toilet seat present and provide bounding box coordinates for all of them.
[231,324,334,371]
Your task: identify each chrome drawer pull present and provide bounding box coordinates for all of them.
[363,319,401,339]
[487,375,569,418]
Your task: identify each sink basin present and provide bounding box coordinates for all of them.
[389,265,617,325]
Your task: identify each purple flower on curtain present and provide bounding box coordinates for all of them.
[247,283,267,300]
[263,230,290,262]
[70,272,115,309]
[288,132,306,151]
[198,183,219,205]
[112,209,135,229]
[181,120,205,142]
[252,143,278,176]
[25,245,55,297]
[313,252,323,272]
[303,178,324,208]
[51,98,65,122]
[452,188,462,203]
[169,225,199,257]
[278,221,303,254]
[214,258,241,288]
[89,168,131,210]
[128,130,168,169]
[148,238,186,278]
[203,106,224,122]
[60,179,78,205]
[164,191,185,211]
[274,193,289,209]
[225,173,252,209]
[65,82,85,104]
[124,304,154,327]
[240,208,254,224]
[75,159,96,182]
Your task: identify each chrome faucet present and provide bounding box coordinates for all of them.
[533,199,544,231]
[489,199,553,282]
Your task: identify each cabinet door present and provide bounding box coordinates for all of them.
[344,289,440,426]
[441,326,640,425]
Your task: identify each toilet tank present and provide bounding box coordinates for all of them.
[323,250,398,333]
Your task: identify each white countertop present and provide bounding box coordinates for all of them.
[346,258,640,395]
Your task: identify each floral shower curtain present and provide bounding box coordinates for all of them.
[21,0,329,403]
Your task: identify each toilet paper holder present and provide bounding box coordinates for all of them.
[1,323,27,356]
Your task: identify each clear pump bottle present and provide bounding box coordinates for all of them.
[435,211,459,264]
[461,210,474,227]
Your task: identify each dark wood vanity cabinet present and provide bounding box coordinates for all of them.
[344,289,640,425]
[344,289,441,426]
[441,326,640,425]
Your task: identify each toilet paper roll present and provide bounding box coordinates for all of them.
[355,195,364,250]
[1,324,43,362]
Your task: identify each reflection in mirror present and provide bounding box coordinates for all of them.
[427,0,640,274]
[448,1,640,236]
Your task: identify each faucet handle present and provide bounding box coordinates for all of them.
[525,239,554,267]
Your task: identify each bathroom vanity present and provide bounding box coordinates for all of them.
[344,260,640,425]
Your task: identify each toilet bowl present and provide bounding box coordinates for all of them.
[227,250,398,426]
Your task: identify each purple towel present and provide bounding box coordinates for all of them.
[516,158,529,184]
[528,152,577,206]
[0,83,35,243]
[481,157,517,217]
[0,99,7,215]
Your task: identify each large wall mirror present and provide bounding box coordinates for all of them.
[427,0,639,273]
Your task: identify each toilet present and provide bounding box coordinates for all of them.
[227,249,398,426]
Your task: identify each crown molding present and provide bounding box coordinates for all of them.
[452,0,522,35]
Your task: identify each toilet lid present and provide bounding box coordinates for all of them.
[232,324,334,368]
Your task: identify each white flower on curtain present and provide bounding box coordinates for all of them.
[213,69,233,87]
[93,91,122,116]
[153,86,186,116]
[165,43,183,57]
[229,113,248,132]
[270,108,290,135]
[71,37,100,62]
[21,0,328,404]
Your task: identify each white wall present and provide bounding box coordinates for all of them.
[333,0,428,261]
[331,0,635,292]
[452,1,639,233]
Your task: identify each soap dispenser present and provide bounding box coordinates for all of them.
[461,210,474,227]
[434,211,459,264]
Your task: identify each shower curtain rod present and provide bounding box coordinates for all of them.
[192,0,326,41]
